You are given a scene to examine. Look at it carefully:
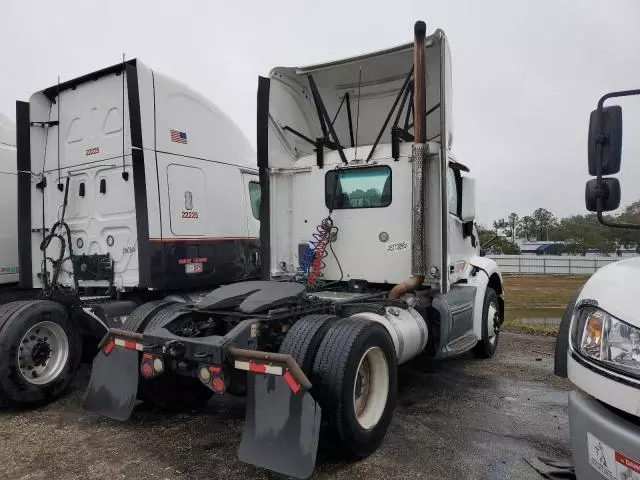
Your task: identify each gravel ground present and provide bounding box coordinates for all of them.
[0,331,572,480]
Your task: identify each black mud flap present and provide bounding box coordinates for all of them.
[238,373,321,479]
[83,347,139,421]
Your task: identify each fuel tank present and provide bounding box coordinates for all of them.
[348,306,428,364]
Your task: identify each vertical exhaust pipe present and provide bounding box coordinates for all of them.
[390,20,427,299]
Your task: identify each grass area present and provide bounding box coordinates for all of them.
[501,275,589,335]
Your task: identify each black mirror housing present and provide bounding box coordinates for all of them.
[585,178,621,212]
[588,105,622,175]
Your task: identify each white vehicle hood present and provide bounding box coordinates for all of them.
[578,257,640,328]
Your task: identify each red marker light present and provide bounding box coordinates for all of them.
[212,377,225,394]
[141,361,153,378]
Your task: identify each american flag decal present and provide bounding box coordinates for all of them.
[170,129,188,144]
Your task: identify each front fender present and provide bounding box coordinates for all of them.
[554,287,582,378]
[466,256,503,340]
[468,256,502,284]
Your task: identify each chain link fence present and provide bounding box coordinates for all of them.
[489,255,626,275]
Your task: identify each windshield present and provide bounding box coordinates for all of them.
[325,166,391,209]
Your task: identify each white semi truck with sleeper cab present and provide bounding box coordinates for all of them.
[555,90,640,480]
[0,60,261,407]
[85,21,504,479]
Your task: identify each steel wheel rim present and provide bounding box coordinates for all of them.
[353,346,389,430]
[17,321,69,385]
[488,302,499,345]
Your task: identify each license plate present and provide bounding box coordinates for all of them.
[185,262,203,274]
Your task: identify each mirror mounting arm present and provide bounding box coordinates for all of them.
[594,89,640,230]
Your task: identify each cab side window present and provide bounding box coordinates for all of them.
[447,167,462,217]
[248,181,261,220]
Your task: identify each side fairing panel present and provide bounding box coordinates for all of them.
[148,71,259,289]
[166,164,209,237]
[150,152,259,288]
[0,115,18,284]
[152,72,255,168]
[155,156,250,240]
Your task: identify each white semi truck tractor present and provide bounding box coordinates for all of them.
[555,89,640,479]
[0,113,19,286]
[84,21,504,479]
[0,60,261,408]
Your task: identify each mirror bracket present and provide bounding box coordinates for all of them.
[586,89,640,230]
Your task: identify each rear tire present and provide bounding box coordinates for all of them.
[279,314,339,377]
[121,300,176,334]
[473,287,500,359]
[0,300,81,407]
[140,303,213,410]
[312,319,397,459]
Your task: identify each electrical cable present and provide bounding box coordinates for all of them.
[301,165,344,289]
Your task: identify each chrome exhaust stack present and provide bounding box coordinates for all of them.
[390,21,427,299]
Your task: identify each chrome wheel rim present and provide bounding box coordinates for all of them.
[17,321,69,385]
[353,347,389,430]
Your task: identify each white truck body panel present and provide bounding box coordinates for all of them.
[0,113,18,284]
[26,60,259,291]
[576,256,640,329]
[260,29,500,353]
[568,257,640,417]
[266,32,473,286]
[568,351,640,417]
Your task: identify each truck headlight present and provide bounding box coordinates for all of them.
[572,307,640,378]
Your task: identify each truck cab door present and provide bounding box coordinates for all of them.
[241,172,261,277]
[447,165,476,284]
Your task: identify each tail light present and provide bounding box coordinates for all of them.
[140,353,164,379]
[198,364,225,394]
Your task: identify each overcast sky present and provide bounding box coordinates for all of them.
[2,0,640,225]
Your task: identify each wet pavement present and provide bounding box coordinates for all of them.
[0,331,572,480]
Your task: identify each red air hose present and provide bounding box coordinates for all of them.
[307,217,333,286]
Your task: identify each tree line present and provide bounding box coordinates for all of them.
[478,201,640,255]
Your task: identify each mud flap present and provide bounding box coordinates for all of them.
[83,346,139,421]
[238,373,321,479]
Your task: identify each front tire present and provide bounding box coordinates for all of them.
[473,287,501,359]
[0,300,81,407]
[312,319,397,459]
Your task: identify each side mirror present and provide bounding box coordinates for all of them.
[585,178,620,212]
[460,177,476,222]
[588,105,622,175]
